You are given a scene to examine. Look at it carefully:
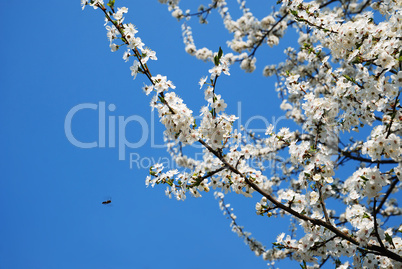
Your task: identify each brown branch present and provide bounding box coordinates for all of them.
[218,195,267,254]
[198,138,402,262]
[375,177,400,214]
[373,199,386,249]
[189,166,227,188]
[311,235,338,251]
[92,2,402,263]
[339,149,398,164]
[385,92,400,139]
[98,3,177,116]
[317,182,331,224]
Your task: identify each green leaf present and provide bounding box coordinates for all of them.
[272,242,285,250]
[149,166,157,176]
[343,74,356,83]
[107,0,115,8]
[385,233,394,246]
[214,46,223,66]
[214,55,219,66]
[360,175,369,182]
[364,60,372,66]
[218,46,223,60]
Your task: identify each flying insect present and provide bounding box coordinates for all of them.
[102,199,112,205]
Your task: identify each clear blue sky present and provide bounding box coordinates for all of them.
[0,1,368,269]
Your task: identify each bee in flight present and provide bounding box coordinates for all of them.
[102,199,112,205]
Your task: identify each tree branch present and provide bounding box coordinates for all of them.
[198,138,402,262]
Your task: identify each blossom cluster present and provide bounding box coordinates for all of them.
[85,0,402,268]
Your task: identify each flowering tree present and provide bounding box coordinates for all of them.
[82,0,402,268]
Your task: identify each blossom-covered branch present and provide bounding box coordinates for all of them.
[84,0,402,267]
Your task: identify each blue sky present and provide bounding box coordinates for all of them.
[1,1,388,269]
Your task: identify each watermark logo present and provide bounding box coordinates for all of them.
[64,101,339,169]
[64,102,148,160]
